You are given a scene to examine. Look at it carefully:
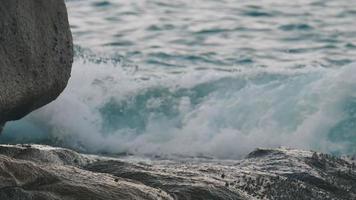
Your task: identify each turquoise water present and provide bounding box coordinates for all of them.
[2,0,356,158]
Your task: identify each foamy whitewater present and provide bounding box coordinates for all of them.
[2,0,356,158]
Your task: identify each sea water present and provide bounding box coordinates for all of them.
[2,0,356,158]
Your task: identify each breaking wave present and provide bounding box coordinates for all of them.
[3,51,356,158]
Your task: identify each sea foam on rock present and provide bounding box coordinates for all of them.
[0,0,73,128]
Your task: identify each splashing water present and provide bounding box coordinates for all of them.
[2,0,356,158]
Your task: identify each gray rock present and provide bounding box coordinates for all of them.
[0,145,172,200]
[1,144,355,200]
[0,0,73,125]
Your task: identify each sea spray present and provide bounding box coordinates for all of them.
[3,54,356,158]
[3,0,356,158]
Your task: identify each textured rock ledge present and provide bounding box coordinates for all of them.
[0,0,73,126]
[0,145,355,200]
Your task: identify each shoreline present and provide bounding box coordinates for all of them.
[0,144,355,199]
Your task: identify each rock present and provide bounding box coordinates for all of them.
[0,145,172,200]
[245,148,284,158]
[0,123,3,133]
[0,144,90,166]
[1,145,355,200]
[0,155,172,200]
[221,173,226,179]
[0,0,73,125]
[82,147,356,200]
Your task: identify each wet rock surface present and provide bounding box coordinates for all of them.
[0,145,355,200]
[0,145,171,200]
[0,0,73,125]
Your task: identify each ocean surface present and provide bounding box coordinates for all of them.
[2,0,356,158]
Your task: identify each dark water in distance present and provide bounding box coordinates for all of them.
[2,0,356,158]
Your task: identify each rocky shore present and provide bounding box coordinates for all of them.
[0,1,355,200]
[0,144,355,200]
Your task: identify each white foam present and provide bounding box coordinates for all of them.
[13,60,356,158]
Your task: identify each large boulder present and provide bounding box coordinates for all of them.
[0,0,73,127]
